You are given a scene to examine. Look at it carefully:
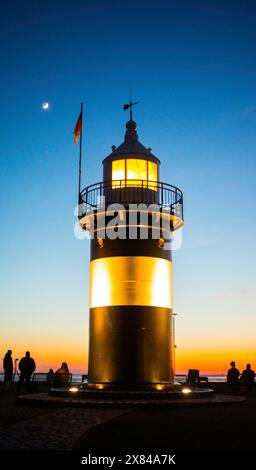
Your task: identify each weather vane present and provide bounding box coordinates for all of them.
[123,89,139,121]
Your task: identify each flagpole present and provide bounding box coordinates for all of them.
[78,102,83,206]
[129,88,132,121]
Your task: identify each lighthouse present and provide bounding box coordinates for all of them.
[79,114,184,390]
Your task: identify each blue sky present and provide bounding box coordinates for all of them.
[1,0,256,372]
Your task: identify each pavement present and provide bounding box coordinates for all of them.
[0,392,246,450]
[0,402,127,450]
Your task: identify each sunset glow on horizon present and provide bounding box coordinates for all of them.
[1,332,255,376]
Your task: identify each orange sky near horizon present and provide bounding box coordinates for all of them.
[2,337,255,376]
[2,286,256,377]
[2,297,256,376]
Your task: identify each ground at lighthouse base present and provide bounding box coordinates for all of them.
[1,382,256,450]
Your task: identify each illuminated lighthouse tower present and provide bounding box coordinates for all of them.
[79,111,184,390]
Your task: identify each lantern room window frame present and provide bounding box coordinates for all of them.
[112,158,158,190]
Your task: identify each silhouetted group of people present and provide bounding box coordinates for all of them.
[47,362,70,387]
[3,350,36,391]
[2,350,71,392]
[3,350,256,394]
[227,361,255,393]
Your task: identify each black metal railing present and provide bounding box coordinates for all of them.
[79,179,183,221]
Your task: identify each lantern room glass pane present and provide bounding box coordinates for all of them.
[111,158,158,190]
[148,161,157,190]
[112,159,125,188]
[126,159,147,187]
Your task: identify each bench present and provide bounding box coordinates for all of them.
[186,369,208,385]
[32,372,73,390]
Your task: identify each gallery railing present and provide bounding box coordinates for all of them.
[79,179,183,221]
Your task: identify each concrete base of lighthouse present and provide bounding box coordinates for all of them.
[47,387,215,404]
[85,382,181,392]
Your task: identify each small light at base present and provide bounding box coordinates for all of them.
[155,384,165,391]
[69,387,79,392]
[182,388,191,394]
[96,383,104,390]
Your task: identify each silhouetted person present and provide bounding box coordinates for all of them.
[240,364,255,391]
[47,368,54,387]
[3,350,13,391]
[54,362,70,387]
[227,361,240,393]
[18,351,36,392]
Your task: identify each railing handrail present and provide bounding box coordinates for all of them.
[79,179,183,222]
[81,179,183,198]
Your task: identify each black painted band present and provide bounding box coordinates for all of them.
[90,237,172,261]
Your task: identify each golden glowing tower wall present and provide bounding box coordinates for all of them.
[88,239,175,386]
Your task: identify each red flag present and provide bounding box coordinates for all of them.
[74,112,82,144]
